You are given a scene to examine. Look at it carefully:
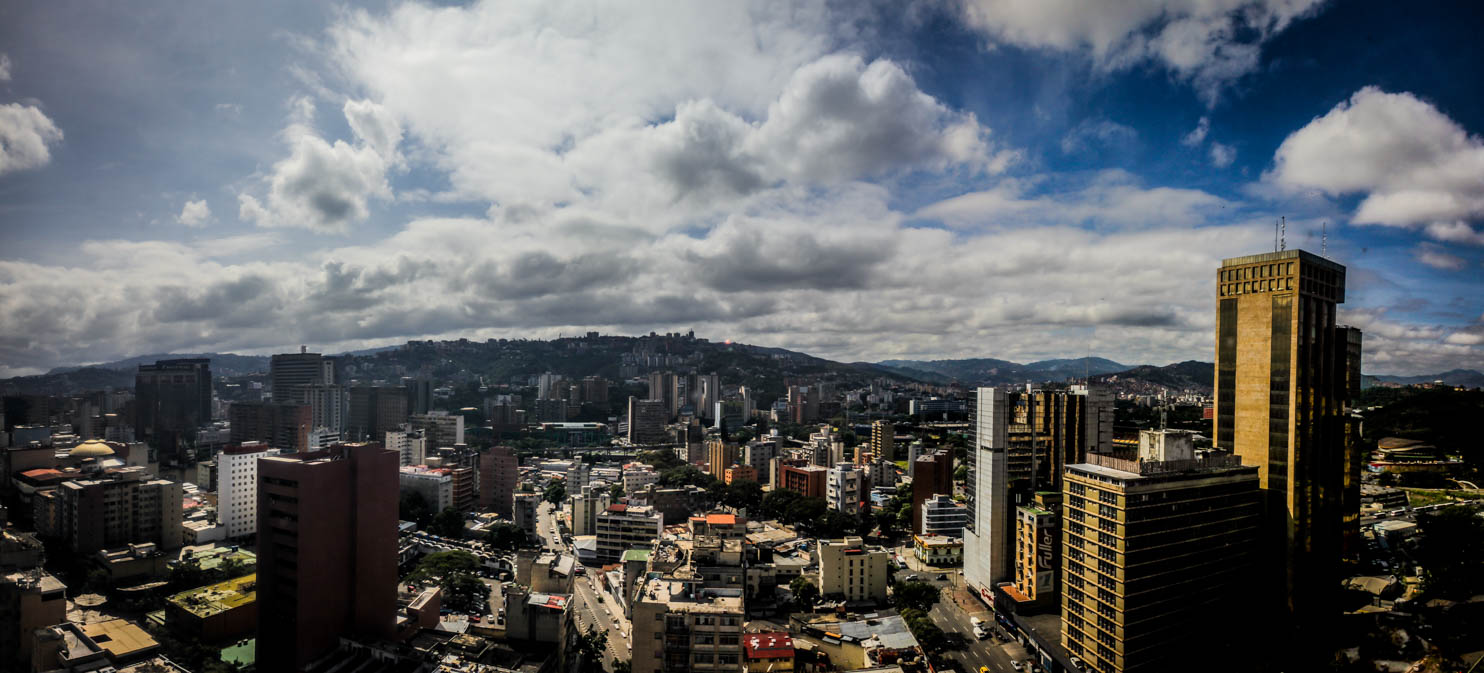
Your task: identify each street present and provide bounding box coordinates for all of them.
[893,551,1028,673]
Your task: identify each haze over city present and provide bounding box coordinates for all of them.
[2,1,1482,379]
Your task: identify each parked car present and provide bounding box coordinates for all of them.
[905,574,919,582]
[1010,662,1023,672]
[1068,655,1084,670]
[936,573,949,581]
[972,626,989,640]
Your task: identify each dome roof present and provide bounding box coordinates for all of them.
[70,440,117,458]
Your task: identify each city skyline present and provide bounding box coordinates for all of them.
[2,2,1482,379]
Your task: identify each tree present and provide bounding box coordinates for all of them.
[400,490,433,526]
[785,497,827,527]
[570,626,608,673]
[660,465,715,489]
[790,576,820,608]
[609,483,625,500]
[612,659,633,673]
[543,480,567,505]
[487,523,528,551]
[406,550,491,613]
[1414,506,1484,599]
[762,489,801,520]
[722,480,763,512]
[900,607,948,652]
[431,507,467,538]
[891,581,941,612]
[953,464,969,482]
[638,449,682,470]
[803,509,858,539]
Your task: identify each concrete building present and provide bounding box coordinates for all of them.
[408,412,464,448]
[529,398,569,424]
[724,464,757,485]
[2,569,67,671]
[399,466,454,512]
[218,443,269,539]
[623,463,660,494]
[513,492,541,540]
[166,572,258,641]
[627,397,669,445]
[815,537,889,604]
[59,466,183,553]
[480,445,518,516]
[911,449,954,534]
[743,633,795,673]
[294,383,347,435]
[347,386,409,441]
[257,443,399,671]
[743,440,776,483]
[912,535,963,567]
[869,420,895,462]
[569,484,612,537]
[630,577,745,673]
[826,463,865,513]
[269,350,335,399]
[963,387,1012,604]
[384,425,427,467]
[706,437,740,479]
[1214,249,1362,628]
[594,503,662,564]
[1013,491,1060,604]
[778,464,826,498]
[228,401,311,453]
[134,358,211,465]
[1060,438,1259,673]
[920,493,968,537]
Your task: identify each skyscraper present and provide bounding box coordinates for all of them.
[347,386,409,441]
[963,387,1012,603]
[269,350,334,399]
[870,419,895,462]
[134,358,211,465]
[257,443,398,671]
[1213,250,1361,628]
[480,445,518,516]
[218,442,269,539]
[626,397,667,445]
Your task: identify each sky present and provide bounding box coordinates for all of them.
[1,0,1482,378]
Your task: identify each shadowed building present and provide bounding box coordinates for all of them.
[135,358,211,465]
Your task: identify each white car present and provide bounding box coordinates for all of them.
[972,626,989,640]
[1010,663,1023,672]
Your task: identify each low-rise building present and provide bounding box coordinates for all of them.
[93,543,170,587]
[816,537,889,604]
[165,573,258,642]
[689,513,747,540]
[779,464,827,499]
[724,464,757,485]
[744,632,795,673]
[912,535,963,567]
[623,463,661,494]
[400,466,455,512]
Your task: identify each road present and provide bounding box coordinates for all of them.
[895,556,1027,673]
[535,500,631,670]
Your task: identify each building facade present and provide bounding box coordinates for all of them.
[825,463,865,513]
[134,358,211,465]
[911,449,954,534]
[59,467,183,553]
[228,401,311,453]
[815,537,888,603]
[920,493,968,537]
[218,443,269,539]
[480,445,518,516]
[593,503,662,563]
[627,397,669,445]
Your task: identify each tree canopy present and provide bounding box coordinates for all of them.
[406,550,490,613]
[543,480,567,505]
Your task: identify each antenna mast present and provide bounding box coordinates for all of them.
[1281,216,1286,252]
[1322,221,1328,256]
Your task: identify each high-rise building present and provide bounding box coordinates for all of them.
[403,377,433,416]
[536,372,563,401]
[480,445,518,516]
[218,443,269,539]
[1013,491,1060,604]
[626,397,668,445]
[295,384,347,435]
[963,387,1012,603]
[384,425,427,467]
[593,503,662,563]
[825,462,865,513]
[697,373,722,420]
[1214,250,1361,627]
[257,443,398,671]
[134,358,211,464]
[911,449,954,534]
[408,412,464,448]
[347,386,409,441]
[528,398,569,424]
[1060,432,1259,673]
[58,466,183,553]
[228,401,311,452]
[269,350,334,399]
[706,437,739,479]
[869,420,895,462]
[646,372,675,420]
[568,484,612,537]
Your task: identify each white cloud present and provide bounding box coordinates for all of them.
[1415,244,1465,271]
[956,0,1325,105]
[237,99,399,234]
[1061,118,1137,155]
[1269,87,1484,243]
[917,170,1230,231]
[1209,141,1236,167]
[1181,116,1210,147]
[0,103,63,175]
[0,53,10,82]
[1445,331,1484,346]
[176,199,211,227]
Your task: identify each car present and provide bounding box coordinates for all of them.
[1068,655,1084,670]
[470,614,482,623]
[979,667,989,673]
[970,617,983,627]
[972,626,989,640]
[936,573,949,581]
[1010,663,1023,672]
[905,574,919,582]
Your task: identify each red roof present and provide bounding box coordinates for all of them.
[606,503,628,513]
[705,513,737,525]
[19,468,64,480]
[743,633,794,659]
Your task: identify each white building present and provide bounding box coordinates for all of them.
[963,387,1011,604]
[297,383,347,434]
[409,412,464,448]
[306,427,341,450]
[218,442,269,539]
[386,426,428,467]
[621,464,659,494]
[399,466,454,512]
[594,503,662,563]
[568,484,612,537]
[921,493,968,537]
[826,462,865,513]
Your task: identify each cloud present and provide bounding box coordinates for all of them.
[1208,141,1236,167]
[176,199,211,227]
[0,103,64,175]
[0,53,10,82]
[917,170,1230,230]
[956,0,1326,105]
[1269,87,1484,243]
[1415,244,1465,271]
[237,99,398,234]
[1181,116,1210,147]
[1061,118,1138,155]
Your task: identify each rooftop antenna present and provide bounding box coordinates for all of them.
[1280,216,1287,252]
[1275,218,1280,252]
[1322,221,1328,256]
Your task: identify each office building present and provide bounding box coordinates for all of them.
[646,372,676,420]
[1060,433,1260,673]
[815,537,889,604]
[706,437,739,479]
[568,485,612,537]
[218,443,269,539]
[963,387,1012,603]
[1013,491,1060,604]
[911,448,954,534]
[623,463,660,494]
[257,443,398,671]
[403,377,433,416]
[1214,249,1362,626]
[778,464,826,498]
[228,401,311,452]
[269,350,334,399]
[408,412,464,449]
[59,466,183,553]
[480,445,518,516]
[825,462,865,513]
[384,425,427,467]
[295,384,347,435]
[594,503,662,563]
[347,386,409,441]
[134,358,211,464]
[920,493,968,537]
[630,578,745,673]
[627,397,668,445]
[869,420,895,462]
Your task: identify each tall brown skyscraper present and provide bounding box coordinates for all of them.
[257,442,398,671]
[1213,249,1362,632]
[480,445,518,516]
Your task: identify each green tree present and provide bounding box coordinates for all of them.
[723,480,763,512]
[543,480,567,505]
[1414,506,1484,598]
[785,497,827,527]
[431,507,467,538]
[803,509,858,539]
[487,523,528,551]
[612,659,633,673]
[638,449,682,470]
[569,626,608,673]
[900,607,948,652]
[660,465,715,489]
[406,550,491,613]
[953,464,969,482]
[400,490,433,526]
[891,581,941,612]
[609,483,625,500]
[790,576,820,608]
[762,489,801,520]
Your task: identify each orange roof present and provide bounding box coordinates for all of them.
[998,584,1032,603]
[705,513,737,525]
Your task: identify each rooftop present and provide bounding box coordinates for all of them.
[80,619,159,659]
[639,577,744,612]
[621,549,652,563]
[168,573,257,618]
[705,513,737,525]
[743,632,795,659]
